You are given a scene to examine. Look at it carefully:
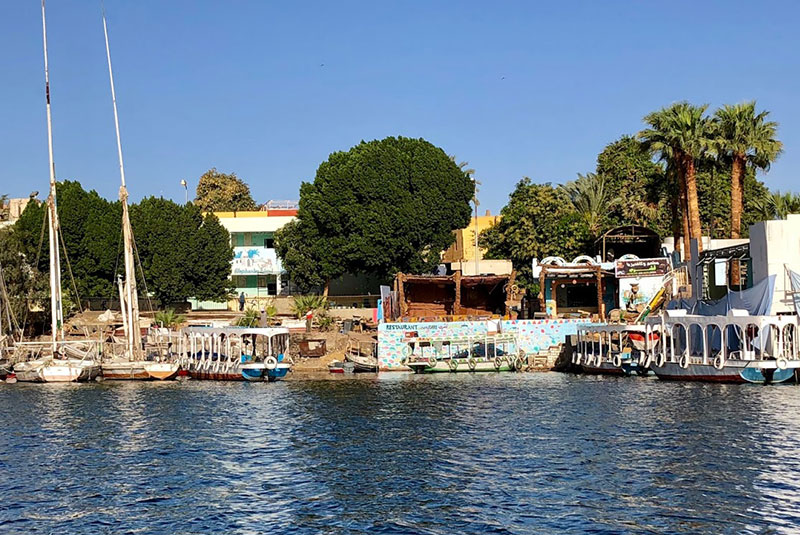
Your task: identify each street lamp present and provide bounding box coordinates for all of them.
[471,177,480,276]
[180,179,188,204]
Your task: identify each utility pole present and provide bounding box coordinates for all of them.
[181,179,188,204]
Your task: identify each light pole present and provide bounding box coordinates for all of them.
[472,177,480,276]
[180,179,188,204]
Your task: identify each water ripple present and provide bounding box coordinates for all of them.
[1,374,799,533]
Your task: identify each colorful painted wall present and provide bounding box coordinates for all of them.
[377,318,590,370]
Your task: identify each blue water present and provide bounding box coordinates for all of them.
[1,373,800,534]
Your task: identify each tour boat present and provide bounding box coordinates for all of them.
[403,333,524,373]
[181,326,292,381]
[574,324,656,376]
[643,310,800,384]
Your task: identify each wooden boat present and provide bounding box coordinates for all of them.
[12,2,102,383]
[143,362,180,381]
[574,324,655,376]
[328,360,345,373]
[403,333,524,373]
[643,310,800,384]
[181,327,292,381]
[345,339,378,372]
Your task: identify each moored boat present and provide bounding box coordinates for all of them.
[403,333,524,373]
[645,310,800,384]
[574,324,656,377]
[181,326,292,381]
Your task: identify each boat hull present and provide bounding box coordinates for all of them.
[101,360,149,380]
[653,360,798,384]
[143,362,180,381]
[408,359,515,373]
[15,359,100,383]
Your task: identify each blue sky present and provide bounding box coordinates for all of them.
[2,1,798,213]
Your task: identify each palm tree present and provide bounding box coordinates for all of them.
[639,102,712,258]
[712,101,782,238]
[560,173,619,239]
[771,190,800,220]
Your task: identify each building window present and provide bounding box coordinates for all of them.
[257,275,268,288]
[244,233,252,246]
[264,238,275,248]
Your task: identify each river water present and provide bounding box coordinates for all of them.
[1,373,799,534]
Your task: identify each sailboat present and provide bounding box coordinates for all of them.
[13,0,101,382]
[98,6,179,381]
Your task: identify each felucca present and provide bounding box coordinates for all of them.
[98,6,178,381]
[13,0,101,382]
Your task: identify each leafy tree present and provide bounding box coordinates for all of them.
[194,168,258,212]
[481,179,589,289]
[712,102,782,238]
[131,198,234,305]
[559,173,619,239]
[0,226,49,336]
[640,102,713,256]
[276,136,474,292]
[594,135,665,232]
[0,194,8,222]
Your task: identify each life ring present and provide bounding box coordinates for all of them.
[655,353,666,368]
[427,355,438,367]
[468,357,477,371]
[448,358,458,371]
[573,352,581,365]
[265,356,278,370]
[713,354,725,370]
[400,355,409,366]
[679,354,690,369]
[494,356,503,370]
[640,354,652,369]
[515,356,526,371]
[402,344,413,357]
[777,357,789,370]
[612,354,622,368]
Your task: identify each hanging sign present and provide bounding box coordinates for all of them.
[615,258,669,278]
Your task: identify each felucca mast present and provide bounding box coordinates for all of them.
[41,0,64,351]
[102,6,141,360]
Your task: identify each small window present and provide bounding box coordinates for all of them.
[264,238,275,248]
[257,275,268,288]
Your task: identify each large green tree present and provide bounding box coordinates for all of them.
[712,101,782,238]
[276,136,474,292]
[194,168,258,212]
[131,197,234,304]
[481,179,589,289]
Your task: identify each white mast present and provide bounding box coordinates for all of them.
[102,6,141,360]
[41,0,64,352]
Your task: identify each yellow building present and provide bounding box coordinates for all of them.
[442,211,501,264]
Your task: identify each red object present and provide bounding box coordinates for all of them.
[178,369,189,377]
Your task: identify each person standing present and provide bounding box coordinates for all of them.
[238,292,246,312]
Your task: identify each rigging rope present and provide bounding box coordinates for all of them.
[57,224,84,315]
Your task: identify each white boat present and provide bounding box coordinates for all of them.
[403,333,524,373]
[574,324,656,376]
[181,327,292,381]
[12,341,101,383]
[643,310,800,384]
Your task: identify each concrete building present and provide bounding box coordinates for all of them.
[192,201,298,310]
[0,197,34,229]
[441,210,511,275]
[750,214,800,315]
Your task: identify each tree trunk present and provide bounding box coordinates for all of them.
[323,278,330,297]
[683,155,703,253]
[730,154,745,239]
[670,175,681,260]
[678,162,691,260]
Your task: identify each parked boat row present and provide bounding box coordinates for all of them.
[574,310,800,384]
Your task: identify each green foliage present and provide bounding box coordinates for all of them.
[131,197,234,304]
[194,168,257,212]
[315,310,334,331]
[276,136,474,290]
[291,294,329,319]
[559,173,619,238]
[0,194,8,222]
[235,307,261,327]
[481,179,590,289]
[0,226,49,335]
[153,308,186,329]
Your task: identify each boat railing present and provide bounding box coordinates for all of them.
[404,333,521,363]
[11,340,100,363]
[575,324,651,367]
[643,312,800,367]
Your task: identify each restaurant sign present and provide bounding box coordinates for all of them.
[615,258,669,278]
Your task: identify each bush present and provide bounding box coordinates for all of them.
[154,308,186,329]
[291,295,329,319]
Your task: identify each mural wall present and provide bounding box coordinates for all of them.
[377,318,590,370]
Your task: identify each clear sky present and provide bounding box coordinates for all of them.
[1,1,798,213]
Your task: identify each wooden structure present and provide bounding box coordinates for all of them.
[537,263,607,319]
[392,272,523,321]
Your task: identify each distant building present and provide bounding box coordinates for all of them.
[441,210,511,275]
[0,197,34,229]
[191,201,298,310]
